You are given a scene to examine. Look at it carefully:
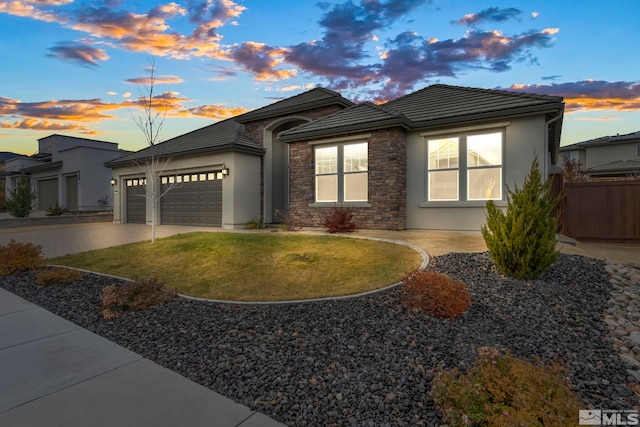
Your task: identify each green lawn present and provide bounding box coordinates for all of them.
[50,232,422,301]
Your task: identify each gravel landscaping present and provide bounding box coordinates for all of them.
[2,252,637,425]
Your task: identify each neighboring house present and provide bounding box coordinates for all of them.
[1,152,26,209]
[107,84,564,231]
[4,135,125,212]
[559,130,640,179]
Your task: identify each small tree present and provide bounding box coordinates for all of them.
[481,157,559,280]
[562,157,586,182]
[5,175,34,218]
[131,58,179,243]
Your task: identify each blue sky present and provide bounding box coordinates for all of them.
[1,0,639,155]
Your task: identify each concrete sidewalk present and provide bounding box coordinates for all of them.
[0,287,285,427]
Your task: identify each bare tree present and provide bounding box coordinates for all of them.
[131,58,179,243]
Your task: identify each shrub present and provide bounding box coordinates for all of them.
[46,203,69,216]
[275,208,302,231]
[101,277,177,319]
[402,270,471,319]
[0,240,44,275]
[5,175,35,218]
[562,157,586,183]
[35,267,83,287]
[430,347,583,426]
[322,206,357,233]
[481,156,559,280]
[246,217,265,229]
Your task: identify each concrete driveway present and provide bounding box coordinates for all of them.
[0,221,638,265]
[0,223,221,258]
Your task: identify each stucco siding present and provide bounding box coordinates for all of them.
[584,143,638,169]
[110,151,260,228]
[407,115,548,230]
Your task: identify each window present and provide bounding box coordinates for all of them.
[315,142,368,202]
[427,131,503,202]
[636,143,640,158]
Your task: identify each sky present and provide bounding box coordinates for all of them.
[1,0,639,156]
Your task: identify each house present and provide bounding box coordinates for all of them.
[4,135,125,212]
[559,130,640,179]
[107,84,564,231]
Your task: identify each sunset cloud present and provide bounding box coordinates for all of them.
[1,0,247,62]
[0,0,559,103]
[0,118,96,134]
[47,42,109,67]
[285,0,429,82]
[186,104,248,119]
[370,27,558,100]
[229,42,296,80]
[126,75,185,85]
[504,80,640,112]
[0,92,240,133]
[453,7,522,26]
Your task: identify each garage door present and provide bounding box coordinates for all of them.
[160,172,222,227]
[125,178,146,224]
[38,178,58,210]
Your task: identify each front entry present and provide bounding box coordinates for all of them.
[268,120,308,222]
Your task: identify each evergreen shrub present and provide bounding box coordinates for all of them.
[5,175,34,218]
[481,157,559,280]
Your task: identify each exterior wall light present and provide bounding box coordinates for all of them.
[221,167,229,177]
[110,177,117,186]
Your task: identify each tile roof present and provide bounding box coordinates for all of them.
[587,159,640,175]
[235,87,354,123]
[560,130,640,150]
[384,84,563,127]
[277,102,413,142]
[106,118,263,167]
[279,84,564,142]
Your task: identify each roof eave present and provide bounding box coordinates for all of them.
[278,118,413,143]
[106,144,265,168]
[236,98,354,124]
[411,103,564,130]
[19,161,63,173]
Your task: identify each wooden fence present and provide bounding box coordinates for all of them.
[559,179,640,243]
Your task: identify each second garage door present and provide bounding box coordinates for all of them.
[160,172,222,227]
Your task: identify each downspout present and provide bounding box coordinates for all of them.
[544,109,564,177]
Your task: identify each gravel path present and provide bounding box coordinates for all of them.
[2,252,637,425]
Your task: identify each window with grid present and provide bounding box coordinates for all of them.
[427,131,503,202]
[315,142,368,203]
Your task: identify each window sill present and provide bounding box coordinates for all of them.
[418,200,506,208]
[309,202,372,208]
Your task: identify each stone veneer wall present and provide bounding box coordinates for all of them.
[289,127,407,230]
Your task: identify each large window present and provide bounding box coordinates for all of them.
[315,142,368,202]
[427,131,502,202]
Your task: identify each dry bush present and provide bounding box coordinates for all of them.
[322,206,357,233]
[0,240,44,276]
[430,347,583,426]
[402,270,471,319]
[35,267,83,287]
[101,277,177,319]
[275,208,303,231]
